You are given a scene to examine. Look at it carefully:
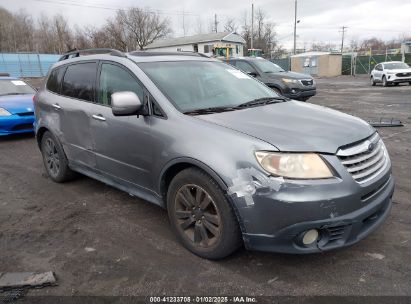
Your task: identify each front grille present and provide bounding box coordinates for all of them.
[396,72,411,77]
[300,79,313,86]
[17,112,34,116]
[337,133,388,184]
[11,123,33,131]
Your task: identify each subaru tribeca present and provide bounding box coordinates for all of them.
[34,49,394,259]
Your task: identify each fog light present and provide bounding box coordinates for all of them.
[291,89,297,94]
[302,229,319,245]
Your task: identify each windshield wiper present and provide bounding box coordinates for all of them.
[235,97,288,108]
[184,106,236,115]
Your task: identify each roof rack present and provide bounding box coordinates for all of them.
[129,51,210,58]
[59,48,126,61]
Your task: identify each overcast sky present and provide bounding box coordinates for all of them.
[3,0,411,50]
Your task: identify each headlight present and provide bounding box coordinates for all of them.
[254,151,334,179]
[0,108,11,116]
[282,78,298,84]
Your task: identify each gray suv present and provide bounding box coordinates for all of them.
[34,49,394,259]
[228,57,316,101]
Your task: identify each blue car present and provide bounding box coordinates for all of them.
[0,76,36,136]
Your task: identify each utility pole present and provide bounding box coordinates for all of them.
[214,14,218,33]
[292,1,301,55]
[251,3,254,49]
[182,10,186,36]
[340,26,347,53]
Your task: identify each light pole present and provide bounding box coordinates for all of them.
[293,0,297,55]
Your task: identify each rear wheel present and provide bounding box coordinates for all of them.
[370,76,376,86]
[41,131,76,183]
[382,76,388,87]
[167,168,242,259]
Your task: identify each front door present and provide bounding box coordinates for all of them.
[90,61,153,190]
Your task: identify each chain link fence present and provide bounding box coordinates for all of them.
[0,52,60,78]
[342,52,411,75]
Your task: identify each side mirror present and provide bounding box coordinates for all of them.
[247,71,258,77]
[111,91,142,116]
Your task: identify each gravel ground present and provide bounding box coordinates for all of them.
[1,76,410,297]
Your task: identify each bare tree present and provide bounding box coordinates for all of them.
[224,18,237,32]
[117,8,172,50]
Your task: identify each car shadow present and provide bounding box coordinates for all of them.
[0,132,35,142]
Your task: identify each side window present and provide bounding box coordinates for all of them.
[46,66,66,94]
[98,63,144,106]
[236,61,257,74]
[228,60,237,68]
[61,62,97,101]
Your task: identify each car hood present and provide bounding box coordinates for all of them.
[0,94,34,114]
[268,71,312,80]
[196,100,374,154]
[387,68,411,74]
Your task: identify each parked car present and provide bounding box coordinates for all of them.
[35,49,394,259]
[228,57,316,101]
[370,61,411,86]
[0,75,36,136]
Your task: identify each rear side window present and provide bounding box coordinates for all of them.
[98,63,144,106]
[61,62,97,102]
[46,67,66,94]
[236,61,257,74]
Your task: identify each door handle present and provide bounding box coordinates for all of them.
[52,103,61,110]
[92,114,106,121]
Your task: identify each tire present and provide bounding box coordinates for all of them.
[40,131,76,183]
[271,87,282,95]
[394,83,399,86]
[167,168,242,259]
[409,82,411,86]
[370,76,376,86]
[382,76,388,87]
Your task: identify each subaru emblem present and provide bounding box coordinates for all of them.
[368,142,375,152]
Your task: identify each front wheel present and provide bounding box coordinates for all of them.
[167,168,242,259]
[382,76,388,87]
[41,131,76,183]
[370,76,376,86]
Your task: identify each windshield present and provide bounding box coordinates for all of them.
[252,59,285,73]
[384,62,410,70]
[0,79,35,96]
[139,61,279,112]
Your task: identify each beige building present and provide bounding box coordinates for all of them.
[291,51,342,77]
[144,32,246,58]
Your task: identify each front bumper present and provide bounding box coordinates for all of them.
[0,115,35,136]
[387,75,411,83]
[230,157,394,254]
[282,87,317,100]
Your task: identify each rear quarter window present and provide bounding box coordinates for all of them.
[61,62,97,102]
[46,66,66,94]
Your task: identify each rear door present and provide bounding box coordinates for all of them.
[58,62,98,168]
[90,61,153,189]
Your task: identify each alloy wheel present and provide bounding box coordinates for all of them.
[174,184,221,248]
[44,138,60,177]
